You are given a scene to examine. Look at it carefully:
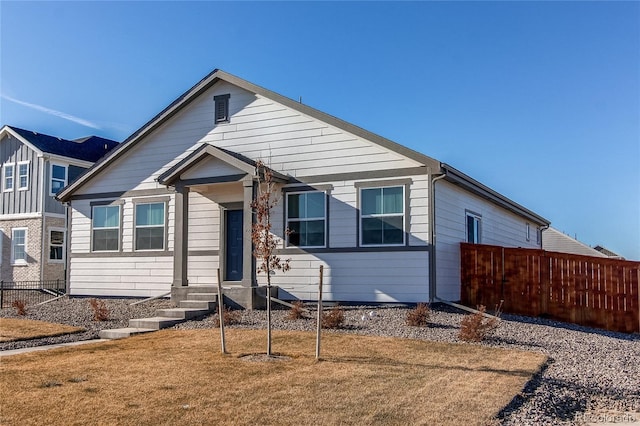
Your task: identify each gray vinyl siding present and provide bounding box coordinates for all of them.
[0,134,43,215]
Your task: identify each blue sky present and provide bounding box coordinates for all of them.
[1,1,638,259]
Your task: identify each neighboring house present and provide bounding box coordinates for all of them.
[0,125,118,283]
[593,245,624,260]
[57,69,549,306]
[542,227,607,258]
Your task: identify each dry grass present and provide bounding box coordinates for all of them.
[0,318,84,342]
[0,329,546,426]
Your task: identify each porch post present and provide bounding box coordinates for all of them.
[242,177,255,287]
[173,184,190,287]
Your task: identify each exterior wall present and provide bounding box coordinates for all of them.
[0,217,42,282]
[434,180,541,301]
[0,134,43,215]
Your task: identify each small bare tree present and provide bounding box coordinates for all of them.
[251,160,290,356]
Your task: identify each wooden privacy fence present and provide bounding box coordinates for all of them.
[460,243,640,333]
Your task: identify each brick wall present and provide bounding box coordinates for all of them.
[0,217,43,282]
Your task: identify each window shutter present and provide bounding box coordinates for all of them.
[214,94,230,123]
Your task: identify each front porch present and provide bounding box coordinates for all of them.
[158,144,288,309]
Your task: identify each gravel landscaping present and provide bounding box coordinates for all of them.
[1,296,639,425]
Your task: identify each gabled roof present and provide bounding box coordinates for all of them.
[57,69,441,202]
[2,125,119,163]
[542,227,606,257]
[157,144,288,186]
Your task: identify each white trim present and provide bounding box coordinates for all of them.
[17,160,30,191]
[11,227,28,265]
[465,211,482,244]
[359,185,406,247]
[45,154,93,168]
[0,212,43,220]
[43,212,66,219]
[48,227,66,263]
[49,162,67,196]
[285,190,327,249]
[3,163,15,192]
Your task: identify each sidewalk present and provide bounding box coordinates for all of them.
[0,339,108,357]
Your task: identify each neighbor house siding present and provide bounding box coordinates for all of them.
[0,134,42,215]
[435,180,540,301]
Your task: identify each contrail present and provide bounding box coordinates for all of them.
[1,93,101,130]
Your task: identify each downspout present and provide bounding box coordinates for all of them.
[428,171,446,303]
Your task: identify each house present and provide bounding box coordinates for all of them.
[56,69,549,307]
[593,245,624,260]
[0,125,118,283]
[541,227,608,258]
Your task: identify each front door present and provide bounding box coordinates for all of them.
[225,210,243,281]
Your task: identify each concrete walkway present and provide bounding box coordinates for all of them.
[0,339,108,357]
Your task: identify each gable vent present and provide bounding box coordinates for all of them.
[214,94,230,123]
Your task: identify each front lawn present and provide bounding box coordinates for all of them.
[0,318,84,342]
[0,329,546,425]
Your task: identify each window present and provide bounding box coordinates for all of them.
[92,205,120,251]
[49,229,65,262]
[526,223,531,241]
[3,163,14,191]
[50,164,67,195]
[11,228,27,264]
[360,186,404,246]
[286,191,326,247]
[135,202,165,250]
[17,161,29,190]
[214,94,230,123]
[466,212,481,244]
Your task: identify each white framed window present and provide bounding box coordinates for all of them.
[3,163,14,192]
[360,186,405,246]
[17,161,29,190]
[135,202,165,251]
[92,205,121,251]
[466,211,482,244]
[50,163,67,195]
[49,228,65,262]
[286,191,326,248]
[526,223,531,241]
[11,228,27,264]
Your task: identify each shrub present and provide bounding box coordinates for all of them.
[287,301,307,320]
[88,298,110,321]
[12,300,27,316]
[458,304,502,342]
[321,306,345,329]
[213,305,241,327]
[406,303,430,327]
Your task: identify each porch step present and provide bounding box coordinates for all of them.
[156,307,211,320]
[179,300,217,310]
[128,316,185,330]
[186,292,218,301]
[98,327,156,339]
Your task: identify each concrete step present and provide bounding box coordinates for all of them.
[99,327,156,339]
[186,292,218,301]
[184,286,218,294]
[156,307,210,320]
[128,316,183,330]
[179,300,217,310]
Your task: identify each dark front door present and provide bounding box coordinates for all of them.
[225,210,243,281]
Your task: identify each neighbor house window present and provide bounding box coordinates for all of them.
[360,186,405,246]
[214,94,230,123]
[50,164,67,195]
[3,163,14,192]
[49,229,65,262]
[286,191,326,247]
[92,205,120,251]
[11,228,27,264]
[526,223,531,241]
[135,202,165,250]
[17,161,29,190]
[466,212,481,244]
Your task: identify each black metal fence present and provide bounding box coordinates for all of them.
[0,280,66,309]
